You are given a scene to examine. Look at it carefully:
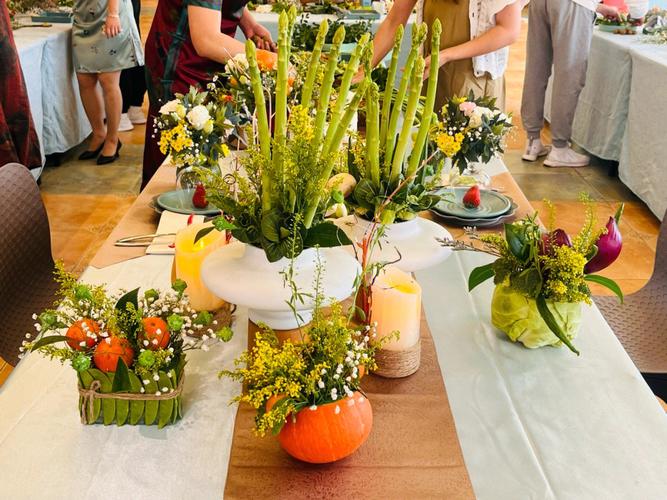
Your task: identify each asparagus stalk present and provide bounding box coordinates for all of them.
[389,56,425,186]
[322,33,371,155]
[379,25,404,146]
[305,78,369,228]
[273,12,289,173]
[311,26,345,150]
[384,23,427,174]
[245,40,272,211]
[366,82,381,186]
[406,19,441,179]
[301,20,329,106]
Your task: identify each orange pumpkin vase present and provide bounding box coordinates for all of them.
[277,392,373,464]
[66,318,100,351]
[93,337,134,372]
[139,317,170,350]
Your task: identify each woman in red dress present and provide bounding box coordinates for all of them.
[142,0,275,187]
[0,1,41,171]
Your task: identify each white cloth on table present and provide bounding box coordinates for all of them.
[146,212,205,255]
[14,25,91,165]
[416,250,667,500]
[0,255,244,500]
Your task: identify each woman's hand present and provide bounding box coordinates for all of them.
[104,14,122,38]
[597,4,620,19]
[423,49,449,80]
[239,10,276,52]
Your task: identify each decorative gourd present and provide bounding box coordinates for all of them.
[277,392,373,463]
[93,336,134,372]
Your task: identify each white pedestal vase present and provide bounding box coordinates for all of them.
[201,243,360,330]
[336,216,453,272]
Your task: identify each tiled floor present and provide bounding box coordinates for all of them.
[39,12,659,297]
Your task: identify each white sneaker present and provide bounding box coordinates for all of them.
[543,146,590,168]
[522,138,550,162]
[127,106,147,124]
[118,113,134,132]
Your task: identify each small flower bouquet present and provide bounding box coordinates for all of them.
[23,265,233,427]
[155,86,233,171]
[221,292,388,463]
[432,92,513,177]
[441,201,624,354]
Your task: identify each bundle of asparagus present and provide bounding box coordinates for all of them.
[199,7,374,262]
[348,20,443,224]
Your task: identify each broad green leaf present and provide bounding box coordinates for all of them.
[111,357,132,393]
[535,295,579,355]
[468,263,495,291]
[193,226,216,245]
[586,275,624,304]
[116,399,129,426]
[213,217,237,232]
[115,288,139,313]
[353,178,377,209]
[30,335,70,351]
[510,267,543,298]
[89,369,116,425]
[304,222,352,248]
[261,210,283,243]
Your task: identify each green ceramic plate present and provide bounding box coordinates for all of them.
[435,187,512,219]
[156,189,221,216]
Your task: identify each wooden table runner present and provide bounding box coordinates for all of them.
[89,162,536,498]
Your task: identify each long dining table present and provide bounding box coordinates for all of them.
[1,158,666,499]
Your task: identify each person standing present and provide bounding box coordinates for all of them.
[142,0,275,187]
[368,0,524,111]
[0,0,41,171]
[521,0,619,167]
[118,0,147,131]
[73,0,144,165]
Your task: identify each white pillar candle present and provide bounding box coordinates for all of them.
[370,266,421,351]
[175,222,227,311]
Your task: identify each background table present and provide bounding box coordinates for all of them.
[14,24,91,167]
[546,29,667,220]
[2,158,667,498]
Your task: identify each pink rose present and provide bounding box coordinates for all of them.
[459,101,477,116]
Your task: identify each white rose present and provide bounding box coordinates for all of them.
[186,105,210,130]
[477,106,493,119]
[468,110,483,128]
[159,99,180,115]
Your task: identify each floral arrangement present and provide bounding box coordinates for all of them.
[197,10,372,262]
[22,264,233,427]
[292,16,371,52]
[441,201,624,354]
[431,92,513,174]
[344,21,441,224]
[155,87,233,171]
[642,8,667,43]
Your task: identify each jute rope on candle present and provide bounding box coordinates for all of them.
[78,375,185,424]
[373,339,421,378]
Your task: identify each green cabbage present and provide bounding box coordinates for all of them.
[491,283,582,349]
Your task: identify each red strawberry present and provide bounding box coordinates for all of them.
[462,185,481,209]
[192,183,208,209]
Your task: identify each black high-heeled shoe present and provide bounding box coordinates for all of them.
[78,142,104,160]
[96,141,122,165]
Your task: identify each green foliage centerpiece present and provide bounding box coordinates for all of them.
[23,265,232,427]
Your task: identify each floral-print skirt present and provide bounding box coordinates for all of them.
[72,0,144,73]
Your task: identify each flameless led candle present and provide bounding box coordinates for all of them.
[174,222,227,311]
[370,266,421,351]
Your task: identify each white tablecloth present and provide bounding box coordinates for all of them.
[2,162,666,498]
[14,25,91,165]
[546,29,667,220]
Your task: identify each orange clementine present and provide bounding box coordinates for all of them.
[93,337,134,372]
[139,317,170,350]
[66,319,100,351]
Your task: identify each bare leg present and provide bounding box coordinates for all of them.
[98,71,122,156]
[76,72,106,150]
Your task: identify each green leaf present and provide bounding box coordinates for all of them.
[172,279,188,297]
[468,263,495,291]
[111,357,132,393]
[115,288,139,313]
[79,370,100,424]
[504,224,528,261]
[303,222,352,248]
[30,335,70,351]
[509,268,543,298]
[116,398,129,426]
[193,226,216,245]
[353,178,378,209]
[157,372,174,429]
[89,369,116,425]
[128,372,145,425]
[585,275,624,304]
[144,378,159,425]
[535,295,580,355]
[261,210,283,243]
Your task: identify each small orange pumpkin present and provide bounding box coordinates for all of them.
[277,392,373,463]
[139,317,170,350]
[66,318,100,351]
[93,337,134,372]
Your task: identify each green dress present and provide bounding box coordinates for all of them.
[72,0,144,73]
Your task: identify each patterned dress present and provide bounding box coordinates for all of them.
[72,0,144,73]
[0,2,41,169]
[142,0,248,186]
